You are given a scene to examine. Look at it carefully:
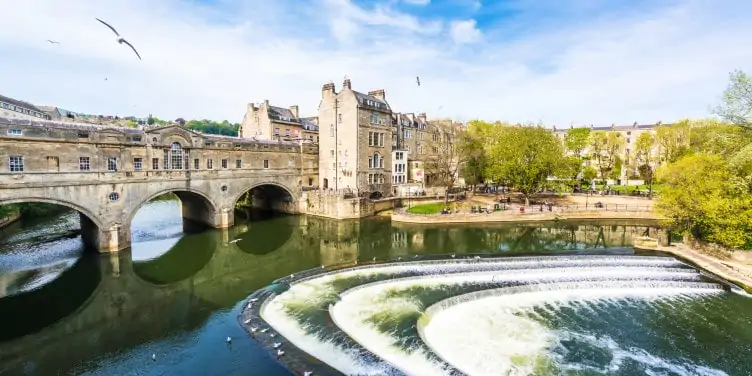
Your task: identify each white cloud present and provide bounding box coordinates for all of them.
[449,19,482,44]
[0,0,751,127]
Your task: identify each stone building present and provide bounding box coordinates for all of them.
[317,78,393,197]
[0,94,50,120]
[239,100,319,144]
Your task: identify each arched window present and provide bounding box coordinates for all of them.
[373,153,382,169]
[170,142,183,169]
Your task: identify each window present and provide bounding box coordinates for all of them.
[332,162,336,169]
[169,142,183,169]
[108,192,120,202]
[379,133,384,146]
[330,149,335,157]
[194,159,199,169]
[371,153,382,169]
[626,148,631,154]
[107,157,118,171]
[308,178,313,186]
[370,113,379,124]
[79,157,91,171]
[330,125,335,137]
[285,129,290,137]
[132,136,142,142]
[9,156,23,172]
[78,132,89,138]
[221,159,228,169]
[7,129,22,136]
[627,138,631,143]
[236,159,242,168]
[274,128,280,135]
[338,114,342,123]
[308,161,314,168]
[627,131,632,135]
[368,156,373,168]
[432,133,439,142]
[404,130,412,139]
[207,159,214,169]
[263,159,269,169]
[134,158,143,171]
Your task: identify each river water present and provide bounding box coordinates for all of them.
[0,198,750,376]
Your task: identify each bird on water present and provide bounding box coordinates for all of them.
[95,18,142,60]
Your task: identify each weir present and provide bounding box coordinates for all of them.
[254,254,739,376]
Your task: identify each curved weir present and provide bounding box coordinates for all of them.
[250,254,748,376]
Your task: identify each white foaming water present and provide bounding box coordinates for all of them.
[262,273,393,375]
[263,256,722,376]
[329,267,705,376]
[422,285,725,376]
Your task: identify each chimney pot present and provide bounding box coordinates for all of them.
[343,78,351,90]
[368,89,386,101]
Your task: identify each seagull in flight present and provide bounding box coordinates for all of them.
[46,39,60,44]
[96,18,142,60]
[416,76,421,87]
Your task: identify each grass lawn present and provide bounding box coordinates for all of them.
[406,202,446,214]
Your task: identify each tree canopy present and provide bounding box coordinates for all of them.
[713,70,752,129]
[484,124,564,205]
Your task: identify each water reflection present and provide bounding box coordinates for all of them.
[0,199,663,376]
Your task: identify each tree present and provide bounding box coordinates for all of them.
[655,154,752,248]
[634,131,657,195]
[460,121,492,192]
[713,70,752,129]
[423,121,468,204]
[655,122,691,164]
[485,125,564,206]
[175,118,186,126]
[608,155,623,181]
[582,166,598,183]
[146,114,155,125]
[589,131,625,182]
[564,127,591,158]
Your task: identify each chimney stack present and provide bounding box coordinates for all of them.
[368,89,386,101]
[264,99,270,108]
[417,112,427,123]
[247,103,257,113]
[289,105,299,118]
[343,77,352,90]
[322,82,336,98]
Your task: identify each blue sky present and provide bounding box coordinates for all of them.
[1,0,751,126]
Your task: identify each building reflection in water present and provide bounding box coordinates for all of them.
[0,212,661,375]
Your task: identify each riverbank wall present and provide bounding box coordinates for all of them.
[0,210,20,229]
[635,239,752,293]
[392,209,661,224]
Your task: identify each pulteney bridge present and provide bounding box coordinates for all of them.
[0,117,319,252]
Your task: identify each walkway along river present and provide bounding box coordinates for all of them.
[1,197,750,375]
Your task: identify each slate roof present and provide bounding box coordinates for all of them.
[0,94,44,113]
[0,116,143,134]
[353,91,391,112]
[301,117,319,131]
[553,123,665,133]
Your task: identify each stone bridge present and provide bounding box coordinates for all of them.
[0,117,319,252]
[0,218,366,376]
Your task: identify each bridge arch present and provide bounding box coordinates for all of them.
[233,182,297,214]
[0,197,107,251]
[126,188,220,233]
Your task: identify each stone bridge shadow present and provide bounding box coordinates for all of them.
[0,223,322,376]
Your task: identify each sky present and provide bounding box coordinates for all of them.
[1,0,751,127]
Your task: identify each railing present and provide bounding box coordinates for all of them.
[397,203,653,218]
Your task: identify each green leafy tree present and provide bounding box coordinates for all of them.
[655,121,691,164]
[564,127,591,158]
[589,131,625,182]
[423,121,468,204]
[147,114,155,125]
[713,70,752,129]
[634,131,657,194]
[655,154,752,248]
[485,125,564,206]
[582,166,598,183]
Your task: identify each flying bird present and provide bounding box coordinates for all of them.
[416,76,421,87]
[46,40,60,44]
[96,18,142,60]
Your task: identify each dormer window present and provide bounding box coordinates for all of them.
[7,129,22,136]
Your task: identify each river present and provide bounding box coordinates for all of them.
[0,197,750,376]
